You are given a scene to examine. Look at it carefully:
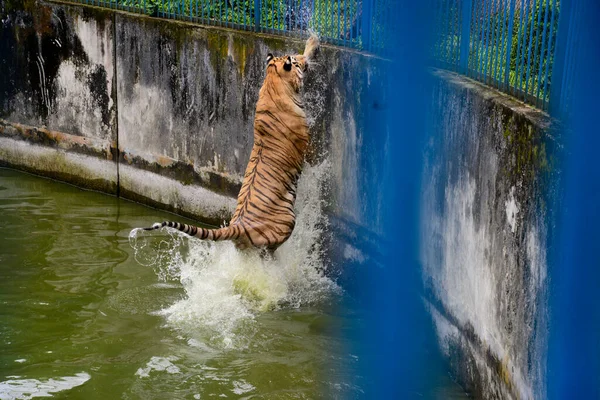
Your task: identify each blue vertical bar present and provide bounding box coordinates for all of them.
[477,0,489,80]
[535,0,550,107]
[512,0,528,95]
[484,0,499,83]
[473,0,487,79]
[548,0,564,114]
[327,0,331,41]
[492,0,507,83]
[452,0,458,64]
[469,0,481,74]
[444,0,452,63]
[503,0,516,91]
[523,0,539,98]
[270,0,273,31]
[446,0,453,64]
[439,0,448,63]
[343,0,347,45]
[481,0,492,81]
[455,0,462,65]
[560,0,578,111]
[488,0,498,78]
[528,0,544,97]
[302,0,306,32]
[434,0,442,62]
[255,0,260,30]
[535,0,552,105]
[516,0,531,98]
[496,0,507,82]
[362,0,373,52]
[317,0,321,37]
[337,0,340,43]
[449,0,456,64]
[548,2,600,397]
[561,1,576,108]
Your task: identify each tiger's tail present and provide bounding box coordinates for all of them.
[143,221,239,241]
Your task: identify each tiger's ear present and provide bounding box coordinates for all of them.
[283,56,292,71]
[266,53,273,63]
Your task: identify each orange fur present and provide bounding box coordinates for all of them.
[145,35,320,251]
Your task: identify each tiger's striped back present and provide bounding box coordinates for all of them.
[142,35,320,250]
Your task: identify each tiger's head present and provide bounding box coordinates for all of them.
[265,35,319,93]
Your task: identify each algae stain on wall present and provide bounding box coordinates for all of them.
[422,71,558,400]
[1,1,116,143]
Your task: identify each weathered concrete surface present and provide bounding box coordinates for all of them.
[0,136,117,192]
[0,2,116,142]
[0,1,118,190]
[422,70,561,400]
[0,0,387,233]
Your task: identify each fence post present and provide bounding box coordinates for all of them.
[550,0,574,114]
[361,0,373,52]
[503,0,516,92]
[255,0,261,31]
[459,0,472,74]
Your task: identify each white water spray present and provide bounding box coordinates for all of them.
[129,161,339,349]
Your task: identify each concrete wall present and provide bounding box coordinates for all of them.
[0,0,388,229]
[422,70,560,399]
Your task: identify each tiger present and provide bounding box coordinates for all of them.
[142,34,320,251]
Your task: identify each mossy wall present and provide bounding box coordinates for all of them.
[422,70,560,400]
[0,0,387,230]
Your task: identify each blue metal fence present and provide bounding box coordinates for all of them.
[64,0,576,110]
[71,0,392,52]
[433,0,569,111]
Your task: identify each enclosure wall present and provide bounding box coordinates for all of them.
[0,2,559,398]
[0,0,387,231]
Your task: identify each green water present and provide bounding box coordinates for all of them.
[0,168,467,399]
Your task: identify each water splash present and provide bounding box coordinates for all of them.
[129,161,339,349]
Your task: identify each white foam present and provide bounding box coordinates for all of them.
[0,373,90,399]
[135,356,181,378]
[505,186,519,233]
[231,380,255,395]
[130,161,339,349]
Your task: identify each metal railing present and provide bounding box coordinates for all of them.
[65,0,578,111]
[434,0,565,111]
[71,0,391,53]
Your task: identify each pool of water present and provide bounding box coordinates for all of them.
[0,168,468,399]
